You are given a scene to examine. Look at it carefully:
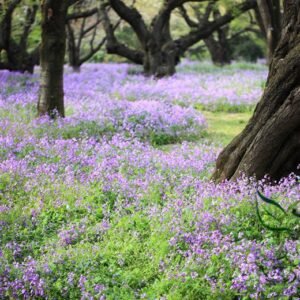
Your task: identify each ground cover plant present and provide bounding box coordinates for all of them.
[0,61,299,299]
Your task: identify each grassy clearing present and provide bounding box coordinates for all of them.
[203,111,252,145]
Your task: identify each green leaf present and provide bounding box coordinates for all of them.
[256,190,286,214]
[261,205,282,223]
[255,199,290,232]
[291,208,300,218]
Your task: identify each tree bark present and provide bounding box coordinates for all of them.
[204,20,231,66]
[66,21,81,71]
[205,36,231,65]
[255,0,281,62]
[143,10,178,77]
[37,0,68,118]
[212,0,300,182]
[143,43,177,77]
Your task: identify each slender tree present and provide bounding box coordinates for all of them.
[100,0,257,77]
[213,0,300,182]
[0,0,39,73]
[255,0,281,62]
[66,5,102,71]
[66,5,120,72]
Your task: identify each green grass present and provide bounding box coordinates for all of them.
[178,60,267,74]
[203,111,252,145]
[158,111,253,149]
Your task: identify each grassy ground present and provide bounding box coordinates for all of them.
[203,111,252,145]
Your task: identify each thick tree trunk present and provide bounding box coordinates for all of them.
[212,0,300,182]
[204,35,231,66]
[143,43,177,77]
[143,15,178,77]
[37,0,67,118]
[204,11,231,66]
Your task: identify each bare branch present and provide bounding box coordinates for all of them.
[109,0,149,45]
[100,2,143,64]
[176,0,257,53]
[179,5,198,28]
[66,8,98,21]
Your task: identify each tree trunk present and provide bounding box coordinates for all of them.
[212,0,300,182]
[255,0,281,63]
[204,35,231,66]
[0,1,38,73]
[37,0,68,118]
[143,42,177,77]
[204,11,231,66]
[66,23,80,72]
[102,0,256,77]
[6,42,37,74]
[143,15,178,77]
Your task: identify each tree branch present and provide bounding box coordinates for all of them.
[67,0,83,7]
[179,5,198,28]
[152,0,209,35]
[108,0,148,45]
[176,0,257,53]
[100,2,143,64]
[66,8,98,21]
[20,5,38,51]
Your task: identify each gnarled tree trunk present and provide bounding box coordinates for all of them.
[212,0,300,182]
[143,49,176,77]
[204,33,231,66]
[143,20,178,77]
[101,0,256,77]
[37,0,68,118]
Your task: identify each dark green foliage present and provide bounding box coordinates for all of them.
[256,187,300,237]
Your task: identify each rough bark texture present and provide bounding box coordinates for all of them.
[37,0,68,117]
[212,0,300,182]
[143,10,178,77]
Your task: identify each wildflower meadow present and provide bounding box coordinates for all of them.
[0,62,299,299]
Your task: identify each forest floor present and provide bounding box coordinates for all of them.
[0,61,299,299]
